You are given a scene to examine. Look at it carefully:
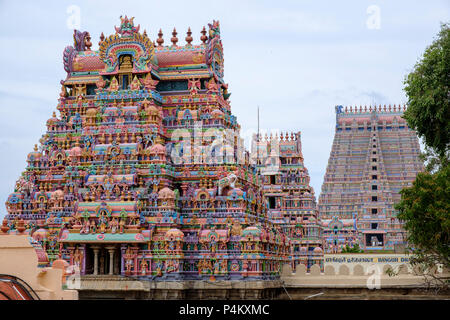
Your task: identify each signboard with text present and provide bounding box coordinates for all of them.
[324,254,411,266]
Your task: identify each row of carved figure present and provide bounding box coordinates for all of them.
[71,216,139,234]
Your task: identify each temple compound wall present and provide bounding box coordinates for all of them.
[318,105,423,253]
[280,262,450,300]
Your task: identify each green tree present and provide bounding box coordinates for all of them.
[394,166,450,290]
[396,166,450,265]
[394,23,450,290]
[403,23,450,158]
[342,243,363,253]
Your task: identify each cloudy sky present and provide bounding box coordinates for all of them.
[0,0,448,219]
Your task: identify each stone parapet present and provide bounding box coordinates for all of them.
[281,263,449,289]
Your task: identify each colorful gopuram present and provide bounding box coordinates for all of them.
[3,17,290,281]
[318,105,423,253]
[251,132,324,271]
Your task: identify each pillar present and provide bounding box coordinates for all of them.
[81,244,87,275]
[107,246,115,275]
[120,245,126,274]
[134,255,138,276]
[67,246,75,267]
[92,246,100,275]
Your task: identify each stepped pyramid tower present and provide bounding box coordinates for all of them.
[3,17,290,281]
[251,132,323,271]
[318,105,423,253]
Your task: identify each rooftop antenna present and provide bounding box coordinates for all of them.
[257,105,260,140]
[257,105,260,171]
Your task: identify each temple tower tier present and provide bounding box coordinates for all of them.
[318,105,424,253]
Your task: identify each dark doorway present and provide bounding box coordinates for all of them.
[84,245,121,275]
[114,247,121,275]
[98,247,109,275]
[270,175,276,185]
[121,75,129,90]
[365,233,383,247]
[268,197,276,209]
[84,246,94,274]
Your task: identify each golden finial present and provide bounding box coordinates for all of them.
[157,29,164,46]
[186,27,193,45]
[200,26,207,44]
[171,28,178,46]
[99,32,105,46]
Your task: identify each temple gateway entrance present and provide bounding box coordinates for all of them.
[365,234,384,247]
[84,245,121,275]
